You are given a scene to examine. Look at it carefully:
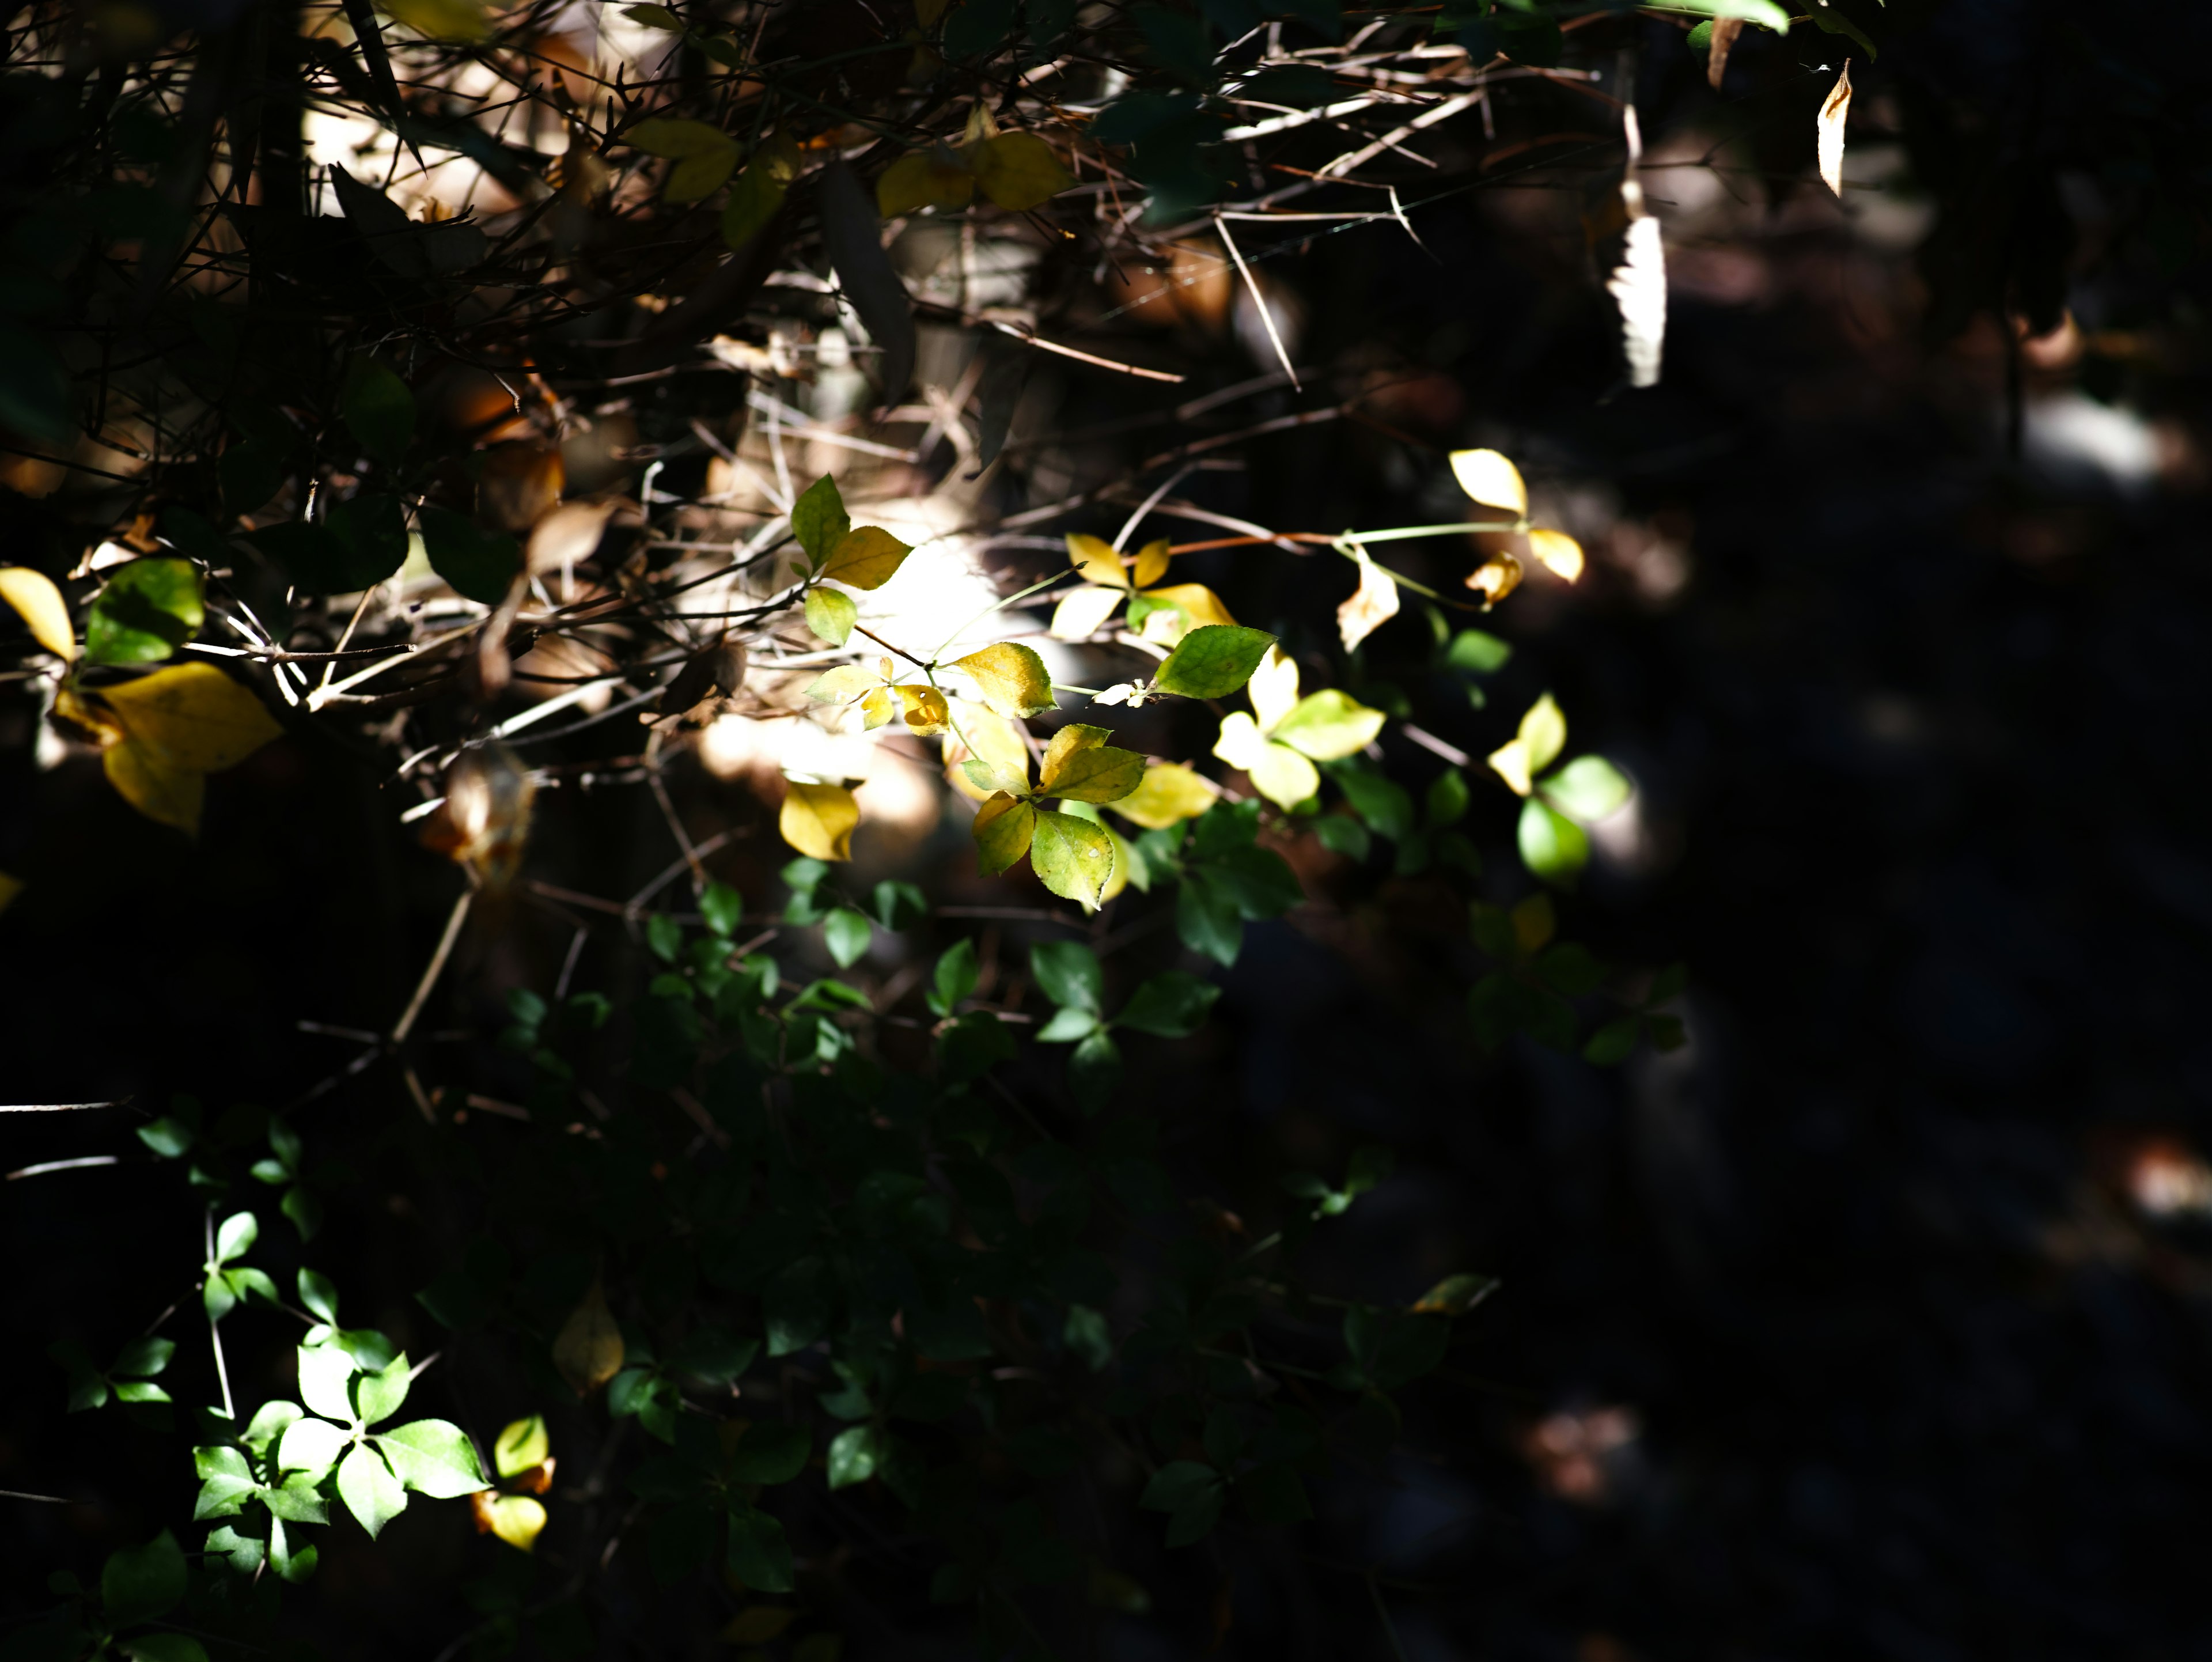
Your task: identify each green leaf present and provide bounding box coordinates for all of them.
[85,559,204,665]
[1334,766,1415,841]
[120,1636,209,1662]
[1652,0,1790,25]
[804,585,858,645]
[1271,690,1386,762]
[699,881,744,937]
[872,879,926,930]
[1446,627,1512,674]
[340,358,416,465]
[1029,940,1103,1013]
[1030,809,1117,911]
[268,1516,316,1583]
[1517,797,1590,885]
[1116,970,1219,1038]
[728,1421,811,1485]
[826,1424,887,1490]
[1139,1460,1218,1513]
[377,1418,488,1497]
[1037,1005,1099,1043]
[416,504,521,605]
[789,475,850,565]
[1803,0,1874,52]
[296,1269,339,1327]
[1582,1014,1641,1065]
[1154,624,1278,699]
[297,1343,359,1421]
[137,1116,194,1159]
[205,1524,263,1577]
[669,1326,757,1384]
[929,938,978,1017]
[101,1531,186,1629]
[1540,755,1632,824]
[1036,724,1145,803]
[726,1505,794,1592]
[1069,1028,1122,1112]
[276,1415,349,1475]
[244,1399,302,1455]
[336,1443,408,1538]
[1537,941,1603,997]
[355,1353,411,1426]
[214,1211,257,1263]
[1426,768,1470,828]
[111,1337,175,1378]
[822,907,872,969]
[764,1257,832,1356]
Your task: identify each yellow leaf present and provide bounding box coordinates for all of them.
[972,791,1036,875]
[1487,738,1535,798]
[942,702,1031,802]
[950,642,1054,718]
[1271,689,1385,763]
[1101,826,1134,903]
[893,683,950,736]
[858,686,895,730]
[552,1282,624,1396]
[0,870,20,914]
[1449,449,1527,517]
[1211,710,1269,773]
[104,741,204,834]
[781,780,860,861]
[1465,552,1524,607]
[627,118,737,160]
[100,662,283,773]
[469,1491,547,1553]
[1135,582,1234,646]
[1036,722,1143,803]
[378,0,490,40]
[723,1607,800,1646]
[1528,528,1584,582]
[0,566,74,661]
[876,149,976,218]
[820,525,913,590]
[1246,646,1300,734]
[1335,549,1399,653]
[806,663,884,705]
[1112,762,1217,830]
[1049,584,1125,641]
[1131,539,1172,588]
[1065,533,1127,588]
[494,1415,551,1479]
[1817,60,1853,196]
[974,131,1074,212]
[1244,740,1320,811]
[1488,692,1566,797]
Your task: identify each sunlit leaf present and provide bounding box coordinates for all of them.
[1133,582,1234,646]
[1246,741,1320,810]
[826,1424,887,1489]
[1336,548,1400,653]
[1817,60,1853,196]
[378,1418,490,1497]
[1065,532,1127,588]
[820,525,913,590]
[1154,624,1276,700]
[1517,797,1589,885]
[275,1415,347,1476]
[1656,0,1789,26]
[802,587,857,647]
[1245,646,1300,732]
[494,1415,551,1479]
[552,1282,625,1396]
[805,663,882,705]
[972,792,1036,874]
[950,642,1054,718]
[1540,755,1632,824]
[781,781,860,861]
[893,683,950,736]
[100,661,285,772]
[1448,449,1527,516]
[84,559,202,665]
[973,131,1074,210]
[1050,582,1125,641]
[1112,762,1217,829]
[337,1443,409,1538]
[1271,690,1385,763]
[1465,552,1524,606]
[1030,808,1116,911]
[1037,723,1144,803]
[1527,528,1584,582]
[1488,693,1566,796]
[943,702,1031,801]
[0,565,74,660]
[469,1491,547,1551]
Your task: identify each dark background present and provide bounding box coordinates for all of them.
[9,6,2212,1659]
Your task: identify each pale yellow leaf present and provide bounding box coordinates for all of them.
[942,701,1031,802]
[552,1282,624,1396]
[781,780,861,861]
[805,663,882,704]
[100,662,283,772]
[973,131,1074,211]
[1817,60,1853,197]
[1131,539,1172,589]
[949,642,1054,718]
[1449,449,1527,516]
[1487,737,1534,798]
[821,525,913,590]
[1528,528,1584,582]
[1608,214,1666,389]
[1065,533,1127,588]
[1112,762,1217,830]
[1518,691,1567,775]
[1050,583,1125,641]
[469,1492,547,1552]
[1245,741,1320,811]
[1211,710,1270,772]
[1707,17,1743,88]
[1246,646,1300,734]
[1272,690,1385,763]
[1335,549,1400,653]
[1135,582,1234,646]
[0,566,74,661]
[104,740,204,835]
[494,1416,551,1479]
[877,149,976,218]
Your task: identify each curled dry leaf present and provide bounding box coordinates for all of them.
[1335,547,1400,653]
[1707,17,1743,88]
[423,743,536,885]
[1465,552,1523,607]
[551,1281,624,1396]
[657,641,747,718]
[1818,60,1853,197]
[525,500,616,576]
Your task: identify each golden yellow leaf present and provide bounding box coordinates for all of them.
[972,791,1036,875]
[949,642,1054,718]
[99,662,284,773]
[105,741,205,834]
[973,131,1074,211]
[1050,583,1125,641]
[1036,722,1143,802]
[723,1607,799,1645]
[1131,539,1172,588]
[942,702,1031,801]
[1528,528,1584,582]
[781,780,861,861]
[494,1415,551,1479]
[551,1281,624,1396]
[1065,533,1127,588]
[821,525,914,590]
[1707,16,1743,88]
[378,0,490,40]
[0,566,74,661]
[1112,763,1216,830]
[1817,60,1853,196]
[876,149,976,218]
[1465,552,1523,607]
[1449,449,1528,517]
[1246,646,1300,734]
[1335,549,1399,653]
[469,1491,547,1552]
[0,870,21,914]
[893,683,950,736]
